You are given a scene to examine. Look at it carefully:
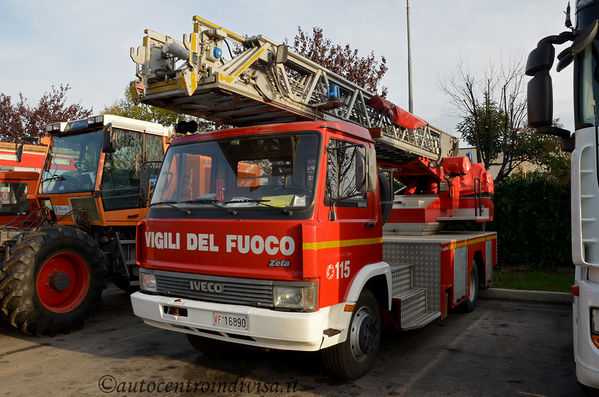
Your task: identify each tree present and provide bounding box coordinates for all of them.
[441,60,566,183]
[104,87,216,130]
[103,87,180,126]
[0,85,92,143]
[290,27,388,95]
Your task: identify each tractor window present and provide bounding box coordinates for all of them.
[101,129,144,211]
[0,182,28,214]
[325,138,368,208]
[144,133,164,182]
[41,129,103,194]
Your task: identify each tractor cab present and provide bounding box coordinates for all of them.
[39,115,170,227]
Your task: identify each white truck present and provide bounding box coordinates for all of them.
[526,0,599,390]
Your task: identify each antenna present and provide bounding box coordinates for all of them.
[565,1,573,29]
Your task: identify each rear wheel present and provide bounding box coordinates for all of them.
[322,289,381,379]
[462,262,479,313]
[0,226,106,335]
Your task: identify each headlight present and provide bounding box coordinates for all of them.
[139,270,157,292]
[273,282,317,311]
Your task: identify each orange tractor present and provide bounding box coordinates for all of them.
[0,115,171,335]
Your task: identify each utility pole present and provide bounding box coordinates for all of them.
[406,0,414,113]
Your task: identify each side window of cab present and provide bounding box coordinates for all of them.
[101,129,143,211]
[325,138,368,208]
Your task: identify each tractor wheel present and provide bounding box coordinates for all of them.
[321,289,381,379]
[0,232,25,322]
[0,233,22,290]
[0,226,106,335]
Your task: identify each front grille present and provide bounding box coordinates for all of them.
[152,269,274,308]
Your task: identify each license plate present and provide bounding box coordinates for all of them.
[211,312,249,331]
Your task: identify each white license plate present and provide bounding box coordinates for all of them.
[211,312,249,331]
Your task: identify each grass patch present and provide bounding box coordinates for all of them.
[492,266,574,293]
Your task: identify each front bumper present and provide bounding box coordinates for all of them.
[130,291,351,351]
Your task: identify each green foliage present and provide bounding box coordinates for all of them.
[492,266,573,292]
[103,87,179,126]
[456,96,505,164]
[444,172,571,269]
[104,87,218,131]
[492,172,571,269]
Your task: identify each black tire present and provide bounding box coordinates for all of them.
[187,334,235,357]
[322,289,381,379]
[112,276,138,294]
[0,226,106,335]
[461,262,479,313]
[0,232,24,291]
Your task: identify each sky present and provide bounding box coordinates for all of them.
[0,0,576,137]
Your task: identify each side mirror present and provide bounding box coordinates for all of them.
[102,123,116,153]
[354,149,367,193]
[366,146,377,193]
[527,73,553,128]
[527,73,572,139]
[140,160,163,202]
[140,166,152,202]
[525,44,555,76]
[15,144,24,163]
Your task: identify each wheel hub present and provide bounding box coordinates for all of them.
[49,271,71,291]
[358,316,378,354]
[350,306,380,361]
[36,252,90,313]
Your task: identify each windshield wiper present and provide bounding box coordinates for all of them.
[222,198,293,215]
[182,198,238,216]
[41,174,65,183]
[149,200,191,215]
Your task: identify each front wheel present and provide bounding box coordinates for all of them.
[0,226,106,335]
[321,289,381,379]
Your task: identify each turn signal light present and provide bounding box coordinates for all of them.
[572,285,580,296]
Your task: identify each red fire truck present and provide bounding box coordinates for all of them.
[0,141,47,226]
[128,16,497,379]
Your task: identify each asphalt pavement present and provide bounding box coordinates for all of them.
[0,285,581,397]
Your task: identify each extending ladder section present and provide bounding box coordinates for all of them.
[129,16,458,161]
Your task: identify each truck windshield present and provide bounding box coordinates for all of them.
[151,133,320,212]
[41,129,103,194]
[579,41,599,125]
